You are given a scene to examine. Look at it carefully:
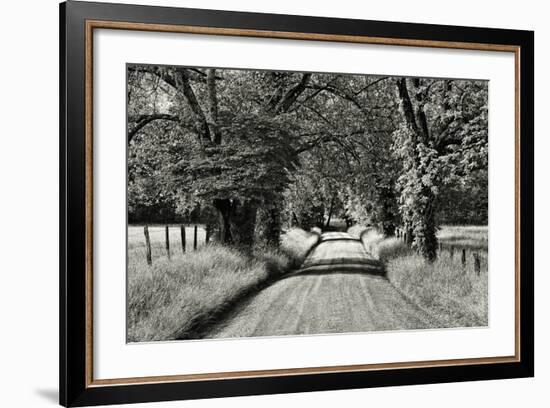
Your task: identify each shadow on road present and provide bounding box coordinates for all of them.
[281,267,387,281]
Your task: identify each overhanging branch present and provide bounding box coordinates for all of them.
[128,114,179,142]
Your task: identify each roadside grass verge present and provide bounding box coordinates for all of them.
[347,224,368,239]
[280,227,321,266]
[128,228,318,342]
[356,226,488,328]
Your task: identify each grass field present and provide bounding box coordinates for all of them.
[354,225,488,328]
[437,225,488,251]
[127,227,318,342]
[128,225,207,264]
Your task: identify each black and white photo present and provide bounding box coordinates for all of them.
[127,65,489,342]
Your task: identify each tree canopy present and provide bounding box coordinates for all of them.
[127,64,488,258]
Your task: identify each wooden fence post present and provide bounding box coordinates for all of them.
[144,225,152,266]
[473,253,481,276]
[194,225,198,250]
[449,246,454,259]
[205,225,210,244]
[461,249,466,267]
[180,224,186,254]
[165,225,170,260]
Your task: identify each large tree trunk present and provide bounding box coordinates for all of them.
[230,199,257,247]
[406,227,414,246]
[412,188,437,261]
[396,78,438,260]
[380,200,396,237]
[255,205,282,248]
[374,176,398,237]
[213,198,257,247]
[214,198,233,244]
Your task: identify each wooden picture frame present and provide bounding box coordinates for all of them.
[60,1,534,406]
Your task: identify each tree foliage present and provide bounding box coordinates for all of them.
[393,78,488,260]
[127,64,488,257]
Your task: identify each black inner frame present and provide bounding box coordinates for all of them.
[60,1,534,406]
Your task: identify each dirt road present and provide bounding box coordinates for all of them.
[204,232,439,338]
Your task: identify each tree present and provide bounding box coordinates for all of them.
[394,78,488,260]
[299,76,401,235]
[174,114,299,245]
[283,153,344,231]
[128,66,356,246]
[127,65,488,254]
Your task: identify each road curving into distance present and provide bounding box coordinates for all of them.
[204,232,440,338]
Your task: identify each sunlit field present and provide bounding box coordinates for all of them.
[127,227,318,342]
[438,225,488,251]
[355,225,488,328]
[128,225,207,264]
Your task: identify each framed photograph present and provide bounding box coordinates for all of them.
[60,1,534,406]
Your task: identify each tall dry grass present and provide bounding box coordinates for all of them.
[280,228,320,266]
[128,227,318,342]
[355,226,488,328]
[348,226,410,261]
[347,224,368,239]
[128,244,293,342]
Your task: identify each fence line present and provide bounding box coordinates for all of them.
[142,224,204,266]
[394,227,485,276]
